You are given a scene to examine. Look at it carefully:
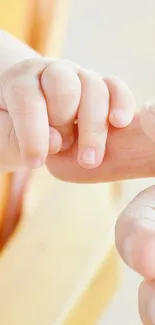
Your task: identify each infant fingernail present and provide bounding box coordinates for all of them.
[110,109,133,127]
[80,148,96,165]
[26,157,42,169]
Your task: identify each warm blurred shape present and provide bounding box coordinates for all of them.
[0,0,71,251]
[26,0,55,54]
[26,0,70,57]
[0,0,54,250]
[0,171,30,251]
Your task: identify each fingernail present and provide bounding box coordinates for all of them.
[123,236,134,269]
[80,148,96,164]
[148,298,155,324]
[110,109,132,127]
[27,158,42,169]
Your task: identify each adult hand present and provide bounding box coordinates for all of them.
[48,103,155,324]
[116,103,155,324]
[47,112,155,183]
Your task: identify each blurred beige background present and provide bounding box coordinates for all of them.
[62,0,155,323]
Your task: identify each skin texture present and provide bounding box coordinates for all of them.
[0,30,135,172]
[0,57,135,171]
[47,113,155,183]
[115,103,155,325]
[1,29,155,324]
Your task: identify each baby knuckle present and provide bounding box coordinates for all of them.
[4,78,36,116]
[42,64,81,94]
[7,77,25,95]
[5,80,31,111]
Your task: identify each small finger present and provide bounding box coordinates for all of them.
[41,62,81,151]
[105,77,135,128]
[77,70,109,168]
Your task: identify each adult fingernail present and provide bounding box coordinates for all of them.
[80,148,96,165]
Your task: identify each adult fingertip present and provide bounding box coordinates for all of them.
[140,100,155,142]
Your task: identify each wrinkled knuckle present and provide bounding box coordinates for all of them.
[3,60,34,83]
[42,63,81,95]
[14,59,37,75]
[20,59,36,71]
[10,78,23,94]
[81,70,109,100]
[3,76,26,96]
[4,77,34,116]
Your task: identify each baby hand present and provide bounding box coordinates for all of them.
[0,58,135,171]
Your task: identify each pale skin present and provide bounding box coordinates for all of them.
[0,31,136,171]
[1,29,155,324]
